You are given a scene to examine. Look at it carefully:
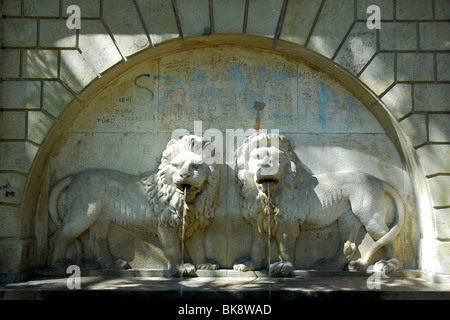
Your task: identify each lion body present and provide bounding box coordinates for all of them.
[48,136,220,273]
[234,133,404,276]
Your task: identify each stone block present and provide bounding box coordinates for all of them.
[0,239,35,273]
[27,111,55,145]
[22,50,58,79]
[136,0,179,44]
[0,173,27,205]
[59,50,99,93]
[102,0,150,57]
[43,81,75,118]
[419,22,450,51]
[435,208,450,241]
[429,114,450,143]
[414,84,450,113]
[416,144,450,177]
[2,0,21,16]
[40,19,77,48]
[213,0,246,34]
[399,114,427,147]
[308,0,354,59]
[2,81,41,110]
[24,0,59,17]
[177,0,210,36]
[396,0,432,20]
[359,53,395,96]
[78,20,123,74]
[379,22,417,51]
[3,19,37,47]
[381,83,412,119]
[0,142,39,173]
[437,53,450,81]
[397,53,434,81]
[435,0,450,20]
[0,111,26,140]
[247,0,283,38]
[334,22,377,75]
[428,176,450,208]
[1,50,20,78]
[62,0,100,18]
[0,206,18,238]
[357,0,393,20]
[280,0,322,45]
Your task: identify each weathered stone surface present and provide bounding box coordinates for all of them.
[27,111,55,145]
[2,81,41,110]
[396,0,432,20]
[280,0,322,45]
[0,111,26,140]
[3,19,37,47]
[247,0,283,38]
[136,0,179,44]
[414,84,450,113]
[381,83,412,120]
[62,0,100,18]
[429,114,450,143]
[397,53,434,81]
[427,176,450,208]
[78,20,123,74]
[359,53,395,95]
[416,144,450,177]
[334,23,377,75]
[435,0,450,20]
[399,114,427,147]
[213,0,246,34]
[380,22,417,51]
[0,173,27,205]
[419,22,450,51]
[24,0,59,17]
[0,142,39,173]
[1,50,20,79]
[437,53,450,81]
[22,50,58,79]
[435,208,450,241]
[308,0,354,59]
[40,19,77,48]
[357,0,394,20]
[43,81,75,118]
[2,0,21,16]
[102,0,150,57]
[0,206,18,237]
[59,50,99,93]
[177,0,210,36]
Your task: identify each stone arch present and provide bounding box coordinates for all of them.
[1,0,447,279]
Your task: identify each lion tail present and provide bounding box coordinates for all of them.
[48,175,73,227]
[361,182,405,267]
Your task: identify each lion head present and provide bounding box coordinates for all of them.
[234,132,312,233]
[141,135,220,239]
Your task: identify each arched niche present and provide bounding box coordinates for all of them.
[24,37,428,271]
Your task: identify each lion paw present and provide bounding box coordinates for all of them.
[233,258,257,272]
[178,263,196,276]
[373,259,401,275]
[269,261,294,277]
[348,260,366,272]
[314,258,334,270]
[105,258,130,270]
[197,260,219,270]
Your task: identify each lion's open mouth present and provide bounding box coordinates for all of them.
[256,177,279,185]
[178,183,199,194]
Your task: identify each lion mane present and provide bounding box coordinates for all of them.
[141,135,220,238]
[234,132,312,235]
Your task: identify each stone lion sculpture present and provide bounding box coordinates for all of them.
[233,132,404,276]
[48,135,220,275]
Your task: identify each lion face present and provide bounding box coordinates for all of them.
[247,145,286,193]
[170,151,208,203]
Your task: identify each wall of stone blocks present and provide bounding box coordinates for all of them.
[0,0,449,278]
